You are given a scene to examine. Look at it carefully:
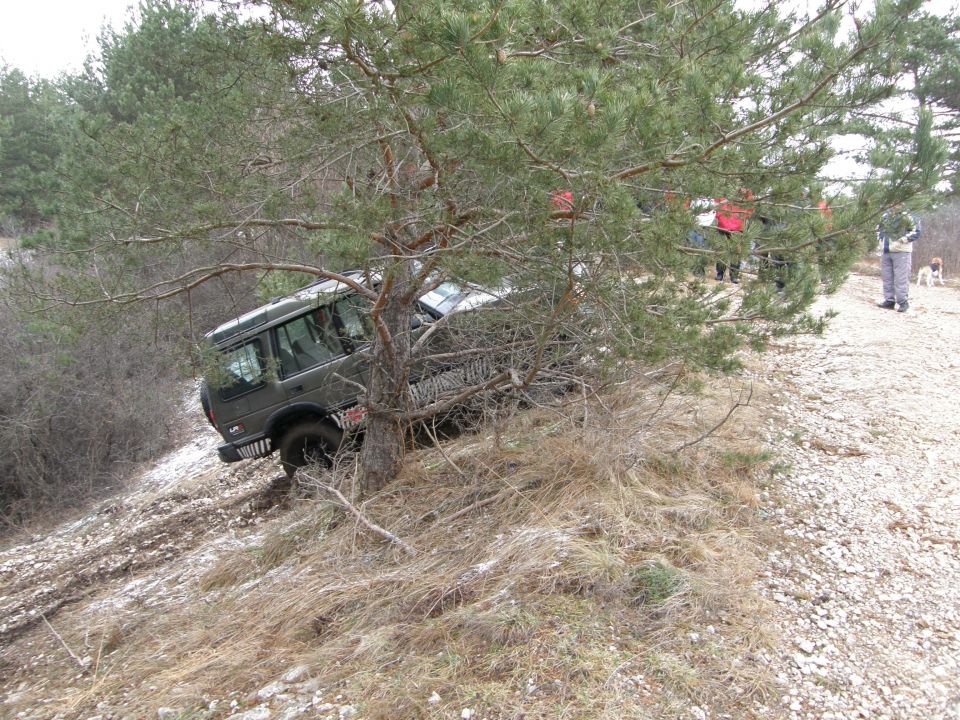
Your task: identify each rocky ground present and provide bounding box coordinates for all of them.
[0,398,279,647]
[1,271,958,719]
[752,272,960,719]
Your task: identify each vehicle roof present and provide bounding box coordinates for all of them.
[204,270,504,348]
[205,273,363,346]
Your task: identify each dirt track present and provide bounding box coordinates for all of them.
[0,411,282,646]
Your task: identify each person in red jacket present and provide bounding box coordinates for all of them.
[714,189,754,283]
[550,189,575,212]
[815,197,835,284]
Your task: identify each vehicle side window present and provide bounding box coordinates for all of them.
[217,340,266,401]
[333,294,375,346]
[275,306,344,377]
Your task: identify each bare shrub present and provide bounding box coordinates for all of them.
[913,198,960,274]
[0,298,182,528]
[0,224,305,529]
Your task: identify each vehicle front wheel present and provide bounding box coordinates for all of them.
[278,421,344,478]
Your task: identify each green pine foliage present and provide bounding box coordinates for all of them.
[3,0,951,491]
[0,68,66,229]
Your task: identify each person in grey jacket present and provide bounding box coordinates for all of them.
[876,205,920,312]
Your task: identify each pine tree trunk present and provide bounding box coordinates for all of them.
[360,261,415,496]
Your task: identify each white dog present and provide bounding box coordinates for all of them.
[917,257,945,287]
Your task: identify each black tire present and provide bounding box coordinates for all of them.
[278,421,344,478]
[199,381,215,427]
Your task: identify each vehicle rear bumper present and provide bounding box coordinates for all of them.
[217,435,273,463]
[217,443,243,463]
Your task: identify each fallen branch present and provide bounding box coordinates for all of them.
[670,384,753,454]
[443,492,504,523]
[300,472,417,556]
[442,476,541,523]
[41,614,90,675]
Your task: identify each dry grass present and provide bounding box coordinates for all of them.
[4,372,781,719]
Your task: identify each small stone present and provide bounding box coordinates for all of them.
[257,682,287,700]
[462,709,475,720]
[428,692,441,705]
[277,709,309,720]
[228,708,272,720]
[281,665,311,683]
[292,678,322,694]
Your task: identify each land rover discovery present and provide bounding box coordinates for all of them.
[199,273,502,476]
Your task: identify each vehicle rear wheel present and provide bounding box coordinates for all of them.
[278,421,344,478]
[199,381,215,427]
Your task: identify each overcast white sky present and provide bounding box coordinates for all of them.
[1,0,132,78]
[2,0,958,78]
[0,0,217,79]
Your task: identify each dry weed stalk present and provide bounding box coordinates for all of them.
[671,384,754,454]
[299,469,417,556]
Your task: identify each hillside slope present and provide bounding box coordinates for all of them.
[1,271,957,720]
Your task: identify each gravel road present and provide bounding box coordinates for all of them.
[753,272,960,719]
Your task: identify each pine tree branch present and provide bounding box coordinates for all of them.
[127,218,356,244]
[34,263,379,307]
[613,38,879,181]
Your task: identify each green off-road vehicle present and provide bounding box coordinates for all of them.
[199,273,504,476]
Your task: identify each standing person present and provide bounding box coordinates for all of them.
[818,198,833,227]
[550,189,575,213]
[715,189,753,283]
[756,210,788,292]
[876,204,920,312]
[689,198,715,277]
[814,196,835,283]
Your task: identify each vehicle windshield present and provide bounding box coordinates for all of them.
[418,282,467,316]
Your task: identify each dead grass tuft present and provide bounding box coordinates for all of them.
[3,372,781,718]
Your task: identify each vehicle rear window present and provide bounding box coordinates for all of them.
[216,340,266,400]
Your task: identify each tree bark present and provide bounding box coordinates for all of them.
[360,259,415,495]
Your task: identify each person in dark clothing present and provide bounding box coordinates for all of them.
[756,211,789,292]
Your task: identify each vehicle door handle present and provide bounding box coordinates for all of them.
[291,384,304,394]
